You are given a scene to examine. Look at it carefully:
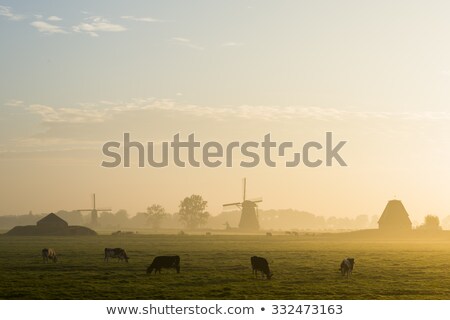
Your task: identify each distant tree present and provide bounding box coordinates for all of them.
[417,215,441,231]
[100,210,129,228]
[178,194,209,229]
[56,210,84,225]
[145,204,167,230]
[129,212,149,228]
[354,215,370,229]
[115,209,129,226]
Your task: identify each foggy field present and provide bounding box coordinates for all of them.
[1,234,450,299]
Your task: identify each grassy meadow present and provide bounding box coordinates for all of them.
[1,233,450,299]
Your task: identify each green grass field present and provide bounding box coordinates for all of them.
[1,234,450,299]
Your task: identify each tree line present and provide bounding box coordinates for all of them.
[0,195,447,231]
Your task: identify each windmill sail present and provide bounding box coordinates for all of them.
[77,193,111,227]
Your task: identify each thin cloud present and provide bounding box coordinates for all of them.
[170,37,204,50]
[0,5,25,21]
[73,16,126,37]
[26,98,450,125]
[28,104,108,123]
[5,99,24,107]
[30,21,67,34]
[47,16,62,21]
[221,41,244,47]
[121,15,160,22]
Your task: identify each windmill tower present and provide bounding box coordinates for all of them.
[77,194,111,227]
[223,178,262,231]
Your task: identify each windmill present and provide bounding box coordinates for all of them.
[77,194,111,227]
[223,178,262,231]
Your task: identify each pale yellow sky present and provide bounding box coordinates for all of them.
[1,1,450,222]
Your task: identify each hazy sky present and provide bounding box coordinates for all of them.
[1,1,450,223]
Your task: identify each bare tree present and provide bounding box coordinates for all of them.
[146,204,167,230]
[178,195,209,229]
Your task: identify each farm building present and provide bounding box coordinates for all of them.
[36,213,68,230]
[378,200,412,232]
[5,213,97,236]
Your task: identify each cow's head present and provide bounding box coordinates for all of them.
[267,272,273,280]
[121,250,129,263]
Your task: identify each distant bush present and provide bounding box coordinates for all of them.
[417,215,442,231]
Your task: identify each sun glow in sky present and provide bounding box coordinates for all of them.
[1,1,450,221]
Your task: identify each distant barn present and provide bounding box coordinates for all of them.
[36,213,69,231]
[5,213,97,236]
[378,200,412,232]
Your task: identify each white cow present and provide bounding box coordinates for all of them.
[42,248,57,263]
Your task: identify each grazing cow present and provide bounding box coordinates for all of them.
[42,248,57,263]
[104,248,129,262]
[251,256,273,280]
[147,256,180,274]
[340,258,355,278]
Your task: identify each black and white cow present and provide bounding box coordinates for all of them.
[104,248,129,262]
[42,248,57,263]
[251,256,273,280]
[146,256,180,274]
[340,257,355,277]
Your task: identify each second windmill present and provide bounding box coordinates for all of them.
[223,178,262,231]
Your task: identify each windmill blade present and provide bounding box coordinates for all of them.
[243,178,246,202]
[248,197,263,202]
[96,208,112,211]
[223,202,242,207]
